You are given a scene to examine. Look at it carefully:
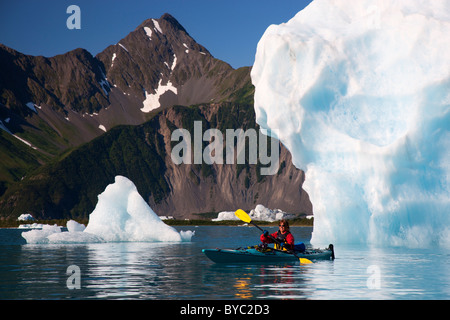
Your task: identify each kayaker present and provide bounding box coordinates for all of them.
[260,219,294,250]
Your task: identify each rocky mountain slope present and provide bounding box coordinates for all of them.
[0,13,311,220]
[0,14,252,191]
[0,103,312,220]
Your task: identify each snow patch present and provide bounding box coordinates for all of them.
[111,53,116,67]
[144,26,153,40]
[171,54,177,71]
[152,19,163,33]
[141,79,177,113]
[118,43,128,52]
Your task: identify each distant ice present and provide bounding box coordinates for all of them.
[213,204,296,222]
[18,213,35,221]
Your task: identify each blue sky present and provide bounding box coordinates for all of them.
[0,0,312,69]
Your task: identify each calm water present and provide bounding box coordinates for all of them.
[0,226,448,300]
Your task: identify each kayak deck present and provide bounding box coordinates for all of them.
[203,244,335,264]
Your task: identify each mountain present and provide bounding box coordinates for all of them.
[0,103,312,220]
[0,13,252,190]
[0,13,311,220]
[1,13,251,143]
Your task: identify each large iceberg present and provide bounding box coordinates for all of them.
[251,0,450,247]
[22,176,193,243]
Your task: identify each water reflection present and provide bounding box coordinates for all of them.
[234,277,252,299]
[1,226,448,299]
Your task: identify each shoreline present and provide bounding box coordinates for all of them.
[0,217,313,229]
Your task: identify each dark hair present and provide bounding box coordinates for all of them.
[279,219,290,232]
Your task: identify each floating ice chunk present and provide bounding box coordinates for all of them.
[21,225,62,244]
[67,220,85,232]
[20,221,100,244]
[20,177,194,244]
[252,0,450,247]
[46,230,103,244]
[83,176,193,242]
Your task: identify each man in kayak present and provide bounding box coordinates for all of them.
[260,219,295,251]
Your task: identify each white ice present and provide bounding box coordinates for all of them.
[213,204,296,222]
[21,176,194,244]
[17,213,35,221]
[251,0,450,248]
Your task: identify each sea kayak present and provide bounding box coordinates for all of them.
[203,244,335,264]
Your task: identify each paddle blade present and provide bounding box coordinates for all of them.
[235,209,251,223]
[299,258,313,264]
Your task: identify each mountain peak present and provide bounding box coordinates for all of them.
[159,13,188,34]
[138,13,189,38]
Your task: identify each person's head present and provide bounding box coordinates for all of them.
[279,219,290,233]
